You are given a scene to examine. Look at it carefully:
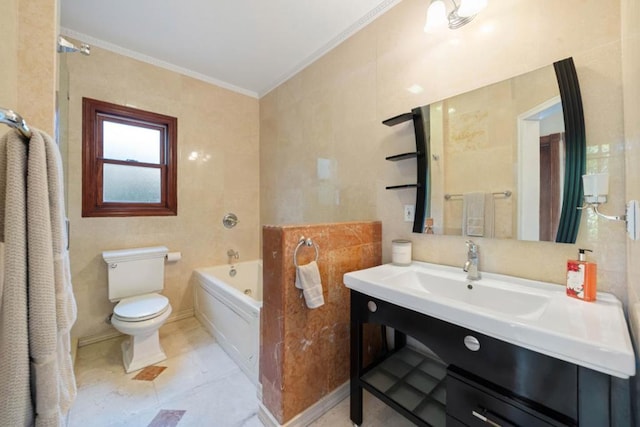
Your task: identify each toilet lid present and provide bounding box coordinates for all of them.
[114,293,169,321]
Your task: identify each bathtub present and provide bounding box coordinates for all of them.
[193,260,262,385]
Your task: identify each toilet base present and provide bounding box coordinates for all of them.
[121,330,167,373]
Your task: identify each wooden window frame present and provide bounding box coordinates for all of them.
[82,98,178,217]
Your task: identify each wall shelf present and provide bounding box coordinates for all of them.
[386,184,420,190]
[386,152,419,161]
[383,112,414,126]
[383,107,428,233]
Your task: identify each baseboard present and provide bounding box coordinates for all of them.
[258,381,349,427]
[257,382,263,402]
[77,308,195,347]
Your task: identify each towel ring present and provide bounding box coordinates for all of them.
[293,236,319,267]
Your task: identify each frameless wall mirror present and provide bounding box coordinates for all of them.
[416,57,584,243]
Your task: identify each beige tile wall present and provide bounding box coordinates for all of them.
[0,0,18,119]
[622,0,640,415]
[64,46,260,340]
[0,0,57,136]
[260,0,629,305]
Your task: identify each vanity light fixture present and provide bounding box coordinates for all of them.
[424,0,487,32]
[580,173,640,240]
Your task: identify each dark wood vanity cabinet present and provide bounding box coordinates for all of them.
[446,367,568,426]
[349,290,620,427]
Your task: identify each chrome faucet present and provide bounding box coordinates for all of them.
[227,249,239,264]
[463,240,480,281]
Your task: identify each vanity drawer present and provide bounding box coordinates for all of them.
[447,369,572,427]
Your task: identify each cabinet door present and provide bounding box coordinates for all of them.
[447,373,571,427]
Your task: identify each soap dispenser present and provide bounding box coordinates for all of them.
[566,249,596,302]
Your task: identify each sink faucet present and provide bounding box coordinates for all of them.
[463,240,480,281]
[227,249,239,264]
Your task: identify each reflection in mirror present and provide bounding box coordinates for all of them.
[417,58,584,243]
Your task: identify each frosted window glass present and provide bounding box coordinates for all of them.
[103,121,161,164]
[103,164,161,203]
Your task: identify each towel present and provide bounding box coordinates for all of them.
[295,261,324,309]
[462,192,495,237]
[0,129,77,426]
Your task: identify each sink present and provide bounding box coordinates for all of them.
[386,270,550,319]
[344,261,636,379]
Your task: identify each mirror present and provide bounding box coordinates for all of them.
[416,58,585,243]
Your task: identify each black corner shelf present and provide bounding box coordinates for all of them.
[386,184,420,190]
[383,112,414,126]
[383,107,428,233]
[386,152,419,161]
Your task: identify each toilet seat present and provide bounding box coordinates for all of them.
[113,293,170,322]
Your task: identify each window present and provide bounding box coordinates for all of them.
[82,98,177,217]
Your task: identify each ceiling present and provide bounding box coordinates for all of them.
[60,0,401,98]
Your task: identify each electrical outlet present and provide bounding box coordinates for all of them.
[404,205,415,222]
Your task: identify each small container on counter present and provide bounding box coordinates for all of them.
[392,239,412,266]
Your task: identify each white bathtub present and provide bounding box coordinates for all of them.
[193,260,262,385]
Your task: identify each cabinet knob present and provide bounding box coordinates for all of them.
[367,301,377,312]
[464,335,480,351]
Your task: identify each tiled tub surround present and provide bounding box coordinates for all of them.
[260,222,383,424]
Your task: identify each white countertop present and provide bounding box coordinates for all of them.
[344,261,636,379]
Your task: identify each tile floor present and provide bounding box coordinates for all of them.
[70,317,414,427]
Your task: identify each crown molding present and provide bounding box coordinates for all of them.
[59,28,259,99]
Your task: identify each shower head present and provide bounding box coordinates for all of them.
[57,36,90,56]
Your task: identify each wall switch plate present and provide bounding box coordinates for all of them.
[404,205,415,222]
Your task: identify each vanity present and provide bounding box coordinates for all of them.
[345,262,635,426]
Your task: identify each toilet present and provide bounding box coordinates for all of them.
[102,246,172,373]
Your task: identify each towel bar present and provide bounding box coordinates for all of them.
[0,107,32,139]
[445,190,512,200]
[293,236,319,267]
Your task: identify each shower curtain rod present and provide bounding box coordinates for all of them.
[0,107,32,139]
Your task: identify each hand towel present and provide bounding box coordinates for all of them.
[462,192,486,236]
[462,192,496,237]
[482,193,495,238]
[295,261,324,309]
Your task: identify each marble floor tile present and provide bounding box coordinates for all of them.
[69,318,255,427]
[70,317,420,427]
[309,390,415,427]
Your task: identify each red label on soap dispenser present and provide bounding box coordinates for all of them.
[566,261,585,299]
[566,260,596,302]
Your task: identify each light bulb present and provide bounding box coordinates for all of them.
[424,0,447,32]
[457,0,488,18]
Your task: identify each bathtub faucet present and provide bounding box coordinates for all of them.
[227,249,239,264]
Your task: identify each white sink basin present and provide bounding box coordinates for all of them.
[387,270,551,319]
[344,261,636,379]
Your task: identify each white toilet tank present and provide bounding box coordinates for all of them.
[102,246,169,302]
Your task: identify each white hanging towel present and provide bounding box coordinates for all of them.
[462,192,495,237]
[295,261,324,309]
